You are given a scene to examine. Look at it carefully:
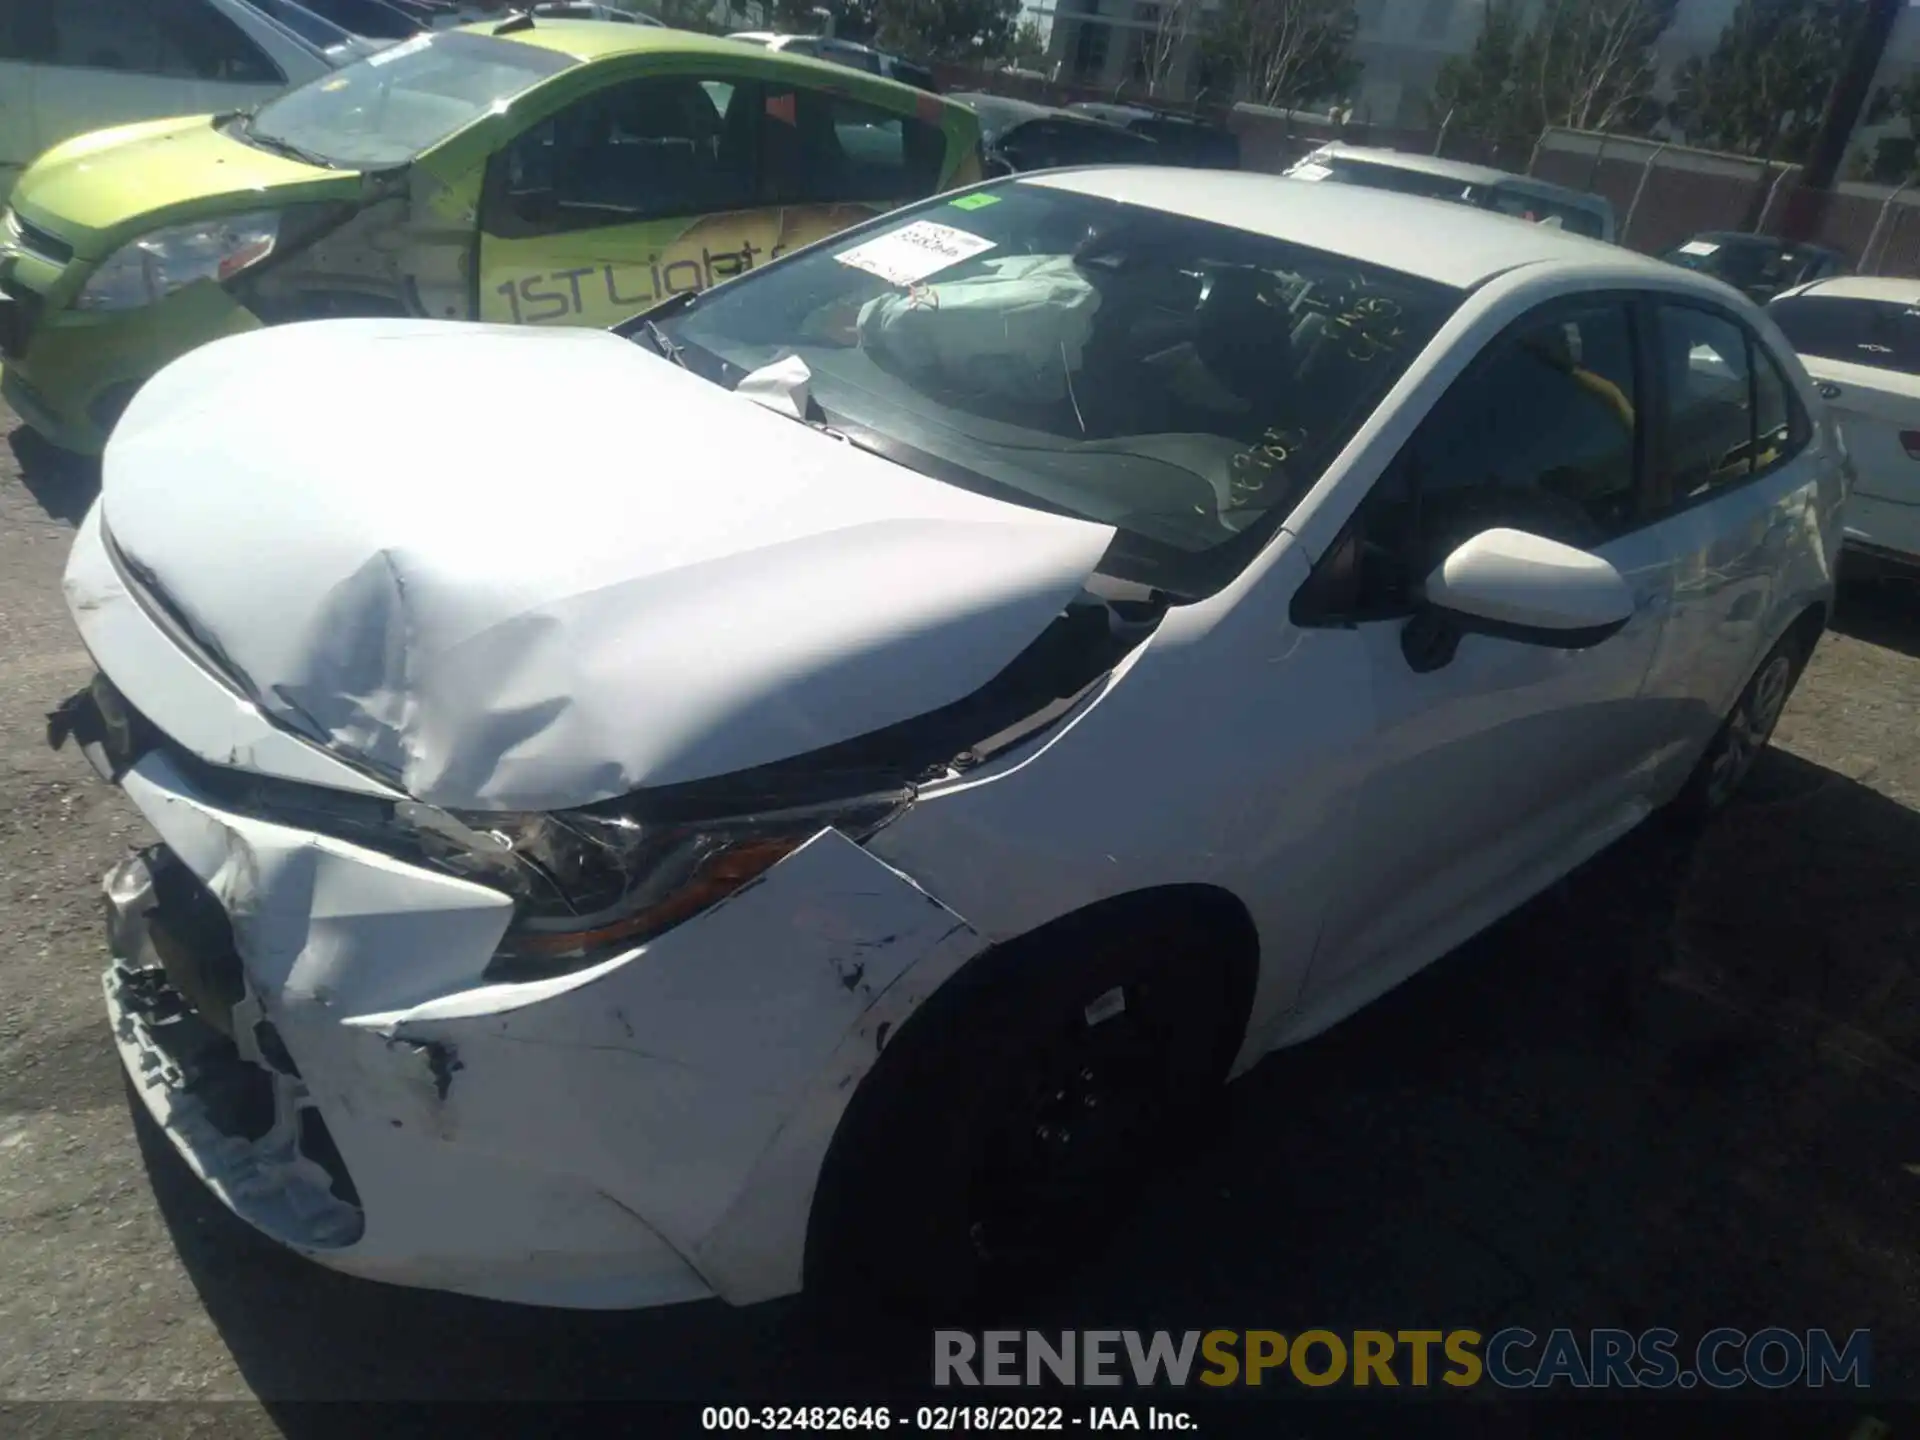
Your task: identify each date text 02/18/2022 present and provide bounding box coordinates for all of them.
[700,1406,1195,1431]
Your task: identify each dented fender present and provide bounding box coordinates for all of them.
[110,747,989,1306]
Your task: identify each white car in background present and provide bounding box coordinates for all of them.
[55,171,1840,1312]
[1769,276,1920,571]
[1284,142,1618,243]
[0,0,349,201]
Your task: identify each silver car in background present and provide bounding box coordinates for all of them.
[1284,142,1618,242]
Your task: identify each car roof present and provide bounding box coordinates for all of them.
[1782,275,1920,304]
[951,91,1130,130]
[1306,142,1607,208]
[471,19,965,110]
[1076,101,1217,129]
[1022,167,1670,288]
[468,15,726,58]
[1306,142,1512,187]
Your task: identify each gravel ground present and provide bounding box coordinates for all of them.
[2,405,1918,1434]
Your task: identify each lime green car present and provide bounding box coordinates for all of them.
[0,19,982,453]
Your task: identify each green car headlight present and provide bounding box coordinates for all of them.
[75,211,281,312]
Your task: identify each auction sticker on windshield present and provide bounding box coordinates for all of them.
[836,222,996,287]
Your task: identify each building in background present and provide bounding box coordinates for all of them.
[1347,0,1479,124]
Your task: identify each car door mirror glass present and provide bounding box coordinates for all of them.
[1403,527,1633,672]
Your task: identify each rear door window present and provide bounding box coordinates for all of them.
[1656,306,1754,500]
[1752,340,1809,470]
[760,84,947,204]
[1652,303,1807,504]
[1769,294,1920,376]
[1484,185,1605,238]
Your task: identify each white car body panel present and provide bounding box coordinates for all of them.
[61,178,1845,1308]
[101,319,1115,812]
[1769,277,1920,564]
[2,0,327,199]
[1797,353,1920,561]
[64,504,403,799]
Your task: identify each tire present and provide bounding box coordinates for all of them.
[1674,628,1810,819]
[805,907,1243,1316]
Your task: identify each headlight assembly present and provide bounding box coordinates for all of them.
[396,789,915,980]
[75,211,281,311]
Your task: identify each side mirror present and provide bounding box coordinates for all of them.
[1401,527,1634,673]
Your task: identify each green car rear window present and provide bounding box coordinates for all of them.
[243,31,574,170]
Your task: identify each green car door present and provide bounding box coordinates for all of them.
[474,52,980,330]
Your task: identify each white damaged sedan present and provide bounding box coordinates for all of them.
[56,169,1843,1310]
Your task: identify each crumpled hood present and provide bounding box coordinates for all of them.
[99,319,1116,812]
[14,117,347,259]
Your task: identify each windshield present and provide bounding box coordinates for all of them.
[242,31,573,168]
[651,180,1459,597]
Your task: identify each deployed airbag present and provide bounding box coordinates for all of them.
[856,255,1101,405]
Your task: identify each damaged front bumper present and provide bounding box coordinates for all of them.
[85,737,988,1309]
[106,847,365,1250]
[1,277,263,454]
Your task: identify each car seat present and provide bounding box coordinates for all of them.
[1194,268,1295,416]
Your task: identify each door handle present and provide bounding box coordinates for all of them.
[1817,381,1843,400]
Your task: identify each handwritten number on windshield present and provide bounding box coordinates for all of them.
[1230,427,1307,503]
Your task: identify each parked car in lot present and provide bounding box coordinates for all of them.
[1769,276,1920,570]
[0,20,982,453]
[1066,101,1240,168]
[951,91,1158,173]
[0,0,352,201]
[244,0,396,59]
[295,0,433,38]
[1661,231,1849,304]
[535,2,663,24]
[53,169,1841,1310]
[725,32,937,91]
[1284,143,1617,241]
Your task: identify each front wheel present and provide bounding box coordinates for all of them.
[806,911,1241,1313]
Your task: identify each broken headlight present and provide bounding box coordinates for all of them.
[75,211,280,311]
[398,790,914,980]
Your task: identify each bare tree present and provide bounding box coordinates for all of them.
[1209,0,1358,113]
[1137,0,1205,99]
[1525,0,1676,134]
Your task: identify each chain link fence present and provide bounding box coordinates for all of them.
[937,70,1920,279]
[1525,130,1920,276]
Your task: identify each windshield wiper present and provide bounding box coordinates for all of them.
[239,124,336,170]
[637,319,687,369]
